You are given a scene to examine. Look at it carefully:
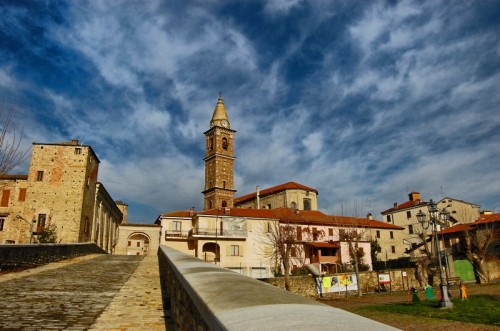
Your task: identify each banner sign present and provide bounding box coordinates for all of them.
[316,274,358,294]
[378,273,391,284]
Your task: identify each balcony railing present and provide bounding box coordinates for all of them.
[191,228,247,238]
[311,256,339,264]
[165,230,190,239]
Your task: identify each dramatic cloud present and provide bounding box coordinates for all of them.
[1,0,499,222]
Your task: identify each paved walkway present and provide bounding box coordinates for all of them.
[0,254,169,330]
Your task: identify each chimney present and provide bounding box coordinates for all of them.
[481,210,492,215]
[189,207,195,216]
[367,213,373,220]
[70,139,79,145]
[394,202,398,208]
[256,186,260,209]
[408,192,421,202]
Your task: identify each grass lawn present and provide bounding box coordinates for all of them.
[357,294,499,327]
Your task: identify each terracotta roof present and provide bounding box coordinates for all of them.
[160,210,195,217]
[381,199,428,214]
[438,213,500,234]
[0,174,28,180]
[234,181,318,204]
[307,242,340,248]
[198,207,404,230]
[120,223,160,227]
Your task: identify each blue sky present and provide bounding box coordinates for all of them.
[1,0,499,223]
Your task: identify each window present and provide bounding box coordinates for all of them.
[376,230,380,238]
[328,228,333,236]
[223,181,226,189]
[291,246,297,257]
[312,227,318,241]
[408,225,414,234]
[303,198,311,211]
[221,200,227,207]
[222,137,228,150]
[37,214,46,233]
[1,190,10,207]
[339,229,346,240]
[74,148,82,155]
[18,188,26,202]
[128,241,131,246]
[0,218,4,231]
[230,245,239,256]
[84,216,90,234]
[210,138,214,150]
[36,171,44,181]
[267,204,271,209]
[386,215,391,223]
[137,242,141,247]
[391,246,396,253]
[173,221,181,232]
[290,201,297,209]
[390,231,394,239]
[406,211,411,219]
[297,226,302,240]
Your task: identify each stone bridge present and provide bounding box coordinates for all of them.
[0,244,398,330]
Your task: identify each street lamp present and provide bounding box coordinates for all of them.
[416,199,453,308]
[16,215,35,244]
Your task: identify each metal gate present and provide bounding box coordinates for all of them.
[454,259,475,282]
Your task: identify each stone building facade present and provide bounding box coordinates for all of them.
[203,96,236,210]
[0,140,122,252]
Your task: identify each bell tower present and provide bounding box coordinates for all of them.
[203,96,236,210]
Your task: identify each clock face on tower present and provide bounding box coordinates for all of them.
[221,120,228,127]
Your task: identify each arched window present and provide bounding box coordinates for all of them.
[210,138,214,150]
[208,201,213,209]
[222,200,227,207]
[290,201,297,209]
[303,198,311,211]
[222,137,228,150]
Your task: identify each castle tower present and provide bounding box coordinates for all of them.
[203,96,236,210]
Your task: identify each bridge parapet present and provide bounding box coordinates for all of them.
[0,243,106,271]
[158,245,399,331]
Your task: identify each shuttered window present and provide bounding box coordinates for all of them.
[1,190,10,207]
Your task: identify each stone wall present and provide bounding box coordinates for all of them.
[0,243,106,271]
[158,245,399,331]
[261,268,420,299]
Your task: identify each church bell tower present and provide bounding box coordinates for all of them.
[203,96,236,210]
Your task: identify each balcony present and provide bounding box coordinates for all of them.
[191,227,247,238]
[311,255,339,264]
[165,230,190,239]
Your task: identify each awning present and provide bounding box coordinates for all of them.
[307,242,340,248]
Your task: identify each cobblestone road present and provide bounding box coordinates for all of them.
[0,254,168,330]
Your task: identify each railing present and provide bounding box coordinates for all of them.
[164,230,190,239]
[191,228,247,237]
[311,255,339,264]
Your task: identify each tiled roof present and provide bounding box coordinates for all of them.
[381,200,427,214]
[0,174,28,180]
[234,181,318,204]
[160,210,195,217]
[438,213,500,234]
[198,207,404,230]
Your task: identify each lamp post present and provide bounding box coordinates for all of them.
[416,200,453,308]
[16,215,34,244]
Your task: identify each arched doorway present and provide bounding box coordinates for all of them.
[454,260,475,282]
[202,242,220,263]
[127,233,151,255]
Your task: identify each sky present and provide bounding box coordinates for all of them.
[0,0,499,223]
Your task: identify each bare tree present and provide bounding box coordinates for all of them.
[334,216,371,297]
[260,208,309,291]
[0,102,30,174]
[462,217,498,283]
